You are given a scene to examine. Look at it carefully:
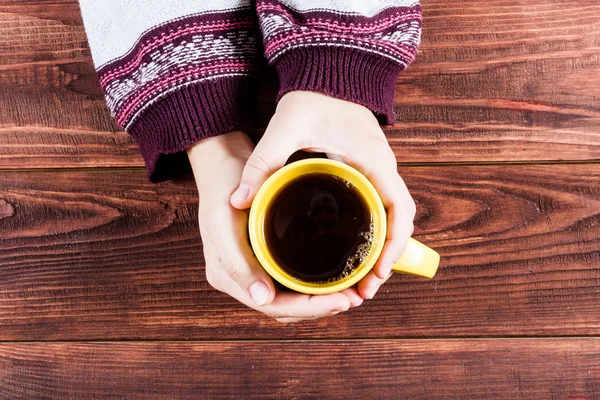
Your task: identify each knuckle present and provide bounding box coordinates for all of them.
[368,128,388,144]
[375,131,392,147]
[382,148,398,170]
[400,215,415,237]
[245,154,271,176]
[367,145,396,173]
[406,201,417,218]
[222,258,247,283]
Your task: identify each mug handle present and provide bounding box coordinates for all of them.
[392,238,440,278]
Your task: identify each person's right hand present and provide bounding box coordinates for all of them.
[187,131,364,323]
[230,91,416,301]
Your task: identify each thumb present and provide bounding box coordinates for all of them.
[221,253,277,307]
[230,134,296,210]
[210,207,277,307]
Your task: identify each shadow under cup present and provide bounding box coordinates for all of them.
[248,159,396,295]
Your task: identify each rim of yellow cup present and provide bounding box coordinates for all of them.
[248,158,388,295]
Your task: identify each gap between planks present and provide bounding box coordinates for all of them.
[1,159,600,175]
[1,335,600,344]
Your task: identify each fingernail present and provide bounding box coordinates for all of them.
[385,264,394,276]
[249,281,269,305]
[365,285,380,300]
[376,264,394,279]
[231,185,250,201]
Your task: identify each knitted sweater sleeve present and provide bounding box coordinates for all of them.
[79,1,260,182]
[257,0,422,124]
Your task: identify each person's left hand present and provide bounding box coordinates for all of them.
[188,130,364,323]
[230,91,417,301]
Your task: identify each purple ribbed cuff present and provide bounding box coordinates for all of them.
[273,46,403,124]
[128,77,256,182]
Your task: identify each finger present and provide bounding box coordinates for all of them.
[351,147,415,279]
[326,153,345,163]
[340,287,364,308]
[209,256,352,320]
[373,199,415,279]
[262,291,351,320]
[214,208,276,306]
[231,122,298,210]
[276,311,345,324]
[357,271,393,300]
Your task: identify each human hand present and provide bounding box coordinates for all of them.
[230,92,416,300]
[187,131,364,323]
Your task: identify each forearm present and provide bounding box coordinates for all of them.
[257,0,422,124]
[79,1,260,182]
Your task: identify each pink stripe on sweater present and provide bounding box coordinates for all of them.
[263,30,416,61]
[99,19,253,86]
[257,3,420,35]
[115,61,253,125]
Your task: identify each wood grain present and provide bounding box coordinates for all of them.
[1,165,599,340]
[387,0,600,163]
[0,1,142,168]
[1,0,599,169]
[0,339,599,399]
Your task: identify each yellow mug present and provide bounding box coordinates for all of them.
[249,159,440,295]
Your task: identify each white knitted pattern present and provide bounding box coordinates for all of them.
[259,9,421,64]
[102,31,257,128]
[79,0,252,68]
[279,0,418,16]
[79,0,422,133]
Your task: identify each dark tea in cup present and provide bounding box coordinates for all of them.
[265,173,374,282]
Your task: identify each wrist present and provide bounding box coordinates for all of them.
[187,131,252,193]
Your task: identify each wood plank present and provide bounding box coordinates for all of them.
[1,0,599,168]
[1,165,599,340]
[388,0,600,163]
[0,1,142,168]
[0,339,599,399]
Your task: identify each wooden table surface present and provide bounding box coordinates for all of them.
[1,0,600,398]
